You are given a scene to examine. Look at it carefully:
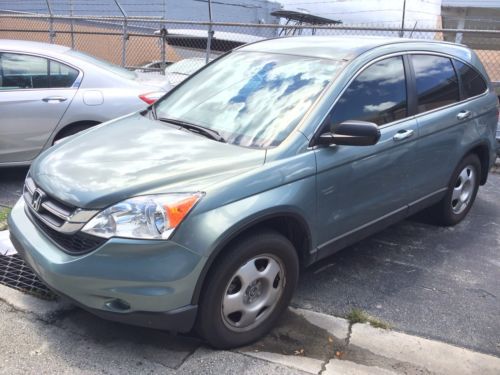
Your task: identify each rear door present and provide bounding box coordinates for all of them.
[0,52,80,163]
[407,54,483,205]
[314,56,418,254]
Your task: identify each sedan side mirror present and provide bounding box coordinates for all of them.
[319,120,381,146]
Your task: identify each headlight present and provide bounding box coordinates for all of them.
[82,193,203,240]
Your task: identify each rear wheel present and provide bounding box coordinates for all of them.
[196,230,299,349]
[431,154,481,226]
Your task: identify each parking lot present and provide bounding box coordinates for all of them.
[1,166,499,361]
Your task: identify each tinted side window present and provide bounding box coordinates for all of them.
[331,56,407,127]
[0,53,49,89]
[454,60,487,99]
[412,55,459,113]
[49,60,79,88]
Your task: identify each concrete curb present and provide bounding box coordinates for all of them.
[0,230,16,256]
[240,308,500,375]
[492,158,500,174]
[348,322,500,375]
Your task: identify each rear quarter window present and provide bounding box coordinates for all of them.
[453,60,487,99]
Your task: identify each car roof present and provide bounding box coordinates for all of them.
[0,39,71,56]
[239,35,468,61]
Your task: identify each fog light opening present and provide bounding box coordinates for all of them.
[105,299,131,312]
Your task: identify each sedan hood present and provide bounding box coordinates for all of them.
[32,113,265,208]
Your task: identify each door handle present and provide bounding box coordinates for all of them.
[456,110,471,120]
[42,96,67,103]
[393,129,414,141]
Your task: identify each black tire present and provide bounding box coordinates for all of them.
[196,230,299,349]
[431,153,481,226]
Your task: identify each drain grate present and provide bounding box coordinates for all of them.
[0,254,56,300]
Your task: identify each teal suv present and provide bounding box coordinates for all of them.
[9,36,499,348]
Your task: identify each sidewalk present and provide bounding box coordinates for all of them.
[1,283,499,375]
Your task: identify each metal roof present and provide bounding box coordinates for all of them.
[271,10,342,25]
[239,35,469,61]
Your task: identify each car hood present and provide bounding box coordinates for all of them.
[31,113,265,209]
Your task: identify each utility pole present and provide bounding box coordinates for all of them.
[400,0,406,37]
[206,0,214,64]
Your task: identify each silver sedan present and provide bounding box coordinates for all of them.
[0,39,171,166]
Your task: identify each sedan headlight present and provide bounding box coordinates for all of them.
[82,193,203,240]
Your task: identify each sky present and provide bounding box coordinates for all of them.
[276,0,443,27]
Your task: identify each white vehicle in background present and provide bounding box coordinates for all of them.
[0,39,172,166]
[164,58,211,86]
[135,60,174,74]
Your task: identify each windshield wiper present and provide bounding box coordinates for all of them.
[157,117,226,143]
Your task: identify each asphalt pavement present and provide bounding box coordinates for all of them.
[1,166,499,357]
[294,172,500,356]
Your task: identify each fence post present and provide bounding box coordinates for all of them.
[45,0,55,43]
[122,18,128,67]
[205,0,213,64]
[113,0,128,67]
[160,27,167,75]
[399,0,406,37]
[70,0,75,49]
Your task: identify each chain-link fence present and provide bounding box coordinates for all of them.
[1,12,499,84]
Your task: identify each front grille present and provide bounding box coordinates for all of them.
[23,176,103,255]
[0,253,56,300]
[27,209,106,255]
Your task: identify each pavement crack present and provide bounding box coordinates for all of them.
[173,342,201,370]
[346,321,354,347]
[318,359,328,375]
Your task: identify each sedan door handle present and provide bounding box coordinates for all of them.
[393,129,414,141]
[42,96,67,103]
[457,110,471,120]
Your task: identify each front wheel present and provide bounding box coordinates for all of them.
[196,230,299,349]
[432,154,481,226]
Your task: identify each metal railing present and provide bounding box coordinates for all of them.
[0,12,499,82]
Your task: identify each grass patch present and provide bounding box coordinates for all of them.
[0,207,12,230]
[347,308,391,329]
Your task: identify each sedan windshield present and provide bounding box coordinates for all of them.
[155,51,345,148]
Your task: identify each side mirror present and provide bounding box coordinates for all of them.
[319,120,381,146]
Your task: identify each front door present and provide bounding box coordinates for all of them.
[314,56,417,255]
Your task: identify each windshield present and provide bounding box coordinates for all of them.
[65,50,136,80]
[165,59,206,75]
[155,51,344,148]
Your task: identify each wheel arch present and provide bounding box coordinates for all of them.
[466,142,490,185]
[53,120,101,142]
[190,211,313,306]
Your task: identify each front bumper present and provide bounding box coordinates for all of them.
[8,199,205,332]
